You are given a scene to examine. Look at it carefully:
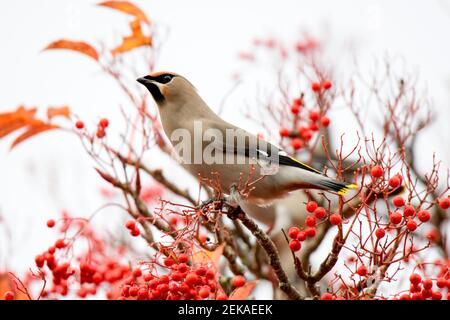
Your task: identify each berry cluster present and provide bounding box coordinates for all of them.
[288,201,342,252]
[125,220,141,237]
[278,83,332,152]
[74,117,109,139]
[118,254,228,300]
[32,213,132,299]
[397,272,450,300]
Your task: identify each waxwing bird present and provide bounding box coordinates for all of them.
[137,72,357,205]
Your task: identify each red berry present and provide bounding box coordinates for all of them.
[426,228,439,242]
[177,263,188,273]
[393,196,405,207]
[389,176,401,188]
[305,216,316,227]
[399,294,411,300]
[292,98,303,107]
[132,268,142,278]
[322,80,332,90]
[217,293,228,300]
[306,201,318,213]
[279,127,290,137]
[305,227,316,238]
[137,287,148,299]
[198,286,210,299]
[4,291,14,300]
[299,128,312,141]
[185,273,198,286]
[125,220,136,230]
[46,219,55,228]
[35,255,45,268]
[99,118,109,128]
[290,104,300,115]
[389,212,402,224]
[320,292,333,300]
[417,210,431,222]
[195,266,207,276]
[309,111,320,122]
[329,213,342,225]
[356,265,368,276]
[370,165,383,178]
[409,273,422,285]
[164,257,175,267]
[289,239,301,252]
[311,82,321,92]
[438,197,450,210]
[320,116,330,127]
[422,279,433,290]
[406,219,417,232]
[130,226,140,237]
[436,278,447,288]
[314,207,327,219]
[96,129,106,139]
[309,122,319,131]
[288,227,300,239]
[297,231,307,242]
[75,120,84,129]
[178,253,189,264]
[375,228,385,239]
[403,205,415,217]
[55,239,66,249]
[431,291,442,300]
[422,289,432,299]
[290,138,303,150]
[129,286,139,296]
[232,275,246,287]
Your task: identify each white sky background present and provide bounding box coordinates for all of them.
[0,0,450,289]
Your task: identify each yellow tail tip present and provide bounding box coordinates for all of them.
[337,184,358,196]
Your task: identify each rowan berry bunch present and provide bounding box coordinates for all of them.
[119,254,225,300]
[27,212,133,299]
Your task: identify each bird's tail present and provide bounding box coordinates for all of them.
[315,178,358,196]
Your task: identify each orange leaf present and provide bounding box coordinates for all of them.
[192,244,224,269]
[44,40,99,61]
[11,122,59,149]
[47,106,71,120]
[98,1,150,24]
[0,106,37,138]
[0,273,29,300]
[229,280,258,300]
[111,20,152,56]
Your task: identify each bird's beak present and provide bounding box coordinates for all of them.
[136,76,165,103]
[136,76,154,86]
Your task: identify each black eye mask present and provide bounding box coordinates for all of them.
[144,74,175,84]
[137,74,176,103]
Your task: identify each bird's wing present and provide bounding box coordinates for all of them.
[202,118,323,174]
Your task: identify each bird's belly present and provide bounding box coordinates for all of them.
[182,162,289,202]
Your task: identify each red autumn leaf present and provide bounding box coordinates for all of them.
[10,121,59,149]
[98,1,150,24]
[229,280,258,300]
[111,19,152,56]
[0,107,37,138]
[47,106,71,120]
[44,40,99,61]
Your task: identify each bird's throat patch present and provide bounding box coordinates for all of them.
[146,82,165,103]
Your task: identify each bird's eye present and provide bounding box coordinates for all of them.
[162,74,173,83]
